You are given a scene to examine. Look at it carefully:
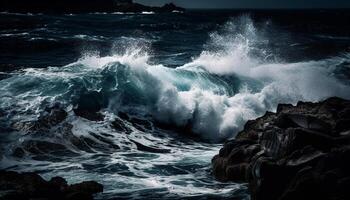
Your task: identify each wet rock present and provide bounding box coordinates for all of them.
[275,114,332,133]
[212,97,350,200]
[0,170,103,200]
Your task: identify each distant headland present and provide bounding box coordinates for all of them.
[0,0,185,13]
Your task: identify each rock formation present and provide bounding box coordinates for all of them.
[0,171,103,200]
[212,97,350,200]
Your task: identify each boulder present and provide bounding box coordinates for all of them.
[212,97,350,200]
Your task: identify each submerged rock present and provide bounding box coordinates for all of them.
[212,97,350,200]
[0,171,103,200]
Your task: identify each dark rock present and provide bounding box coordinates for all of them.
[64,191,93,200]
[275,114,332,133]
[276,103,294,113]
[49,176,68,190]
[212,97,350,200]
[0,170,103,200]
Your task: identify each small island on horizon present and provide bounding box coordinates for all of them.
[0,0,185,14]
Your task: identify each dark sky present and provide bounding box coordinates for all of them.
[134,0,350,8]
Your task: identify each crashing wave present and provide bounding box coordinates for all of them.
[0,16,349,142]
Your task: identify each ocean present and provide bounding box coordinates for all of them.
[0,9,350,199]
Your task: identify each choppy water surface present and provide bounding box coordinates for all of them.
[0,10,350,199]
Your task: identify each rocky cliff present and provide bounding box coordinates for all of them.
[212,97,350,200]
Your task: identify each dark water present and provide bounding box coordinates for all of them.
[0,10,350,199]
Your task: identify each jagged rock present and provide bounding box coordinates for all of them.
[212,97,350,200]
[0,171,103,200]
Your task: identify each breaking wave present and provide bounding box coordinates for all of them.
[1,16,349,142]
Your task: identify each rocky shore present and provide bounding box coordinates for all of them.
[0,171,103,200]
[212,97,350,200]
[0,0,185,14]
